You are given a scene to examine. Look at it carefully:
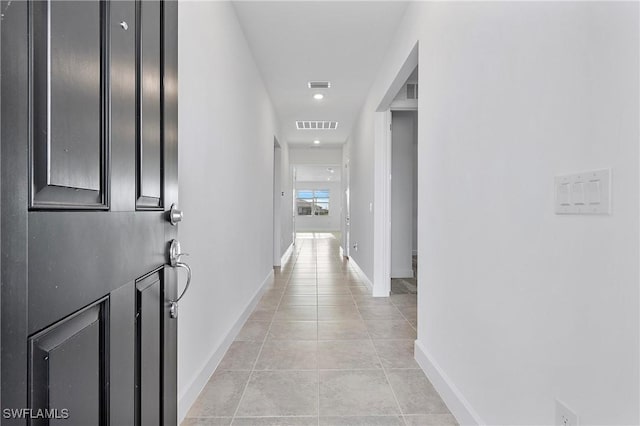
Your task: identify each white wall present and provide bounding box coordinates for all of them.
[295,180,342,232]
[290,147,342,165]
[391,111,416,278]
[350,2,639,424]
[177,1,288,420]
[273,144,282,265]
[348,106,376,277]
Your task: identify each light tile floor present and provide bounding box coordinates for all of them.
[183,233,457,426]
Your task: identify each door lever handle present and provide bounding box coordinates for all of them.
[168,239,192,318]
[169,262,191,319]
[169,239,188,266]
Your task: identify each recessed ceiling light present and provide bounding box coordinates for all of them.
[313,93,324,100]
[313,140,320,144]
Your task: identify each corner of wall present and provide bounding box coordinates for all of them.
[347,256,374,292]
[281,241,294,265]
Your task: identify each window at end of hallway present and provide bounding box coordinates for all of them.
[296,189,330,216]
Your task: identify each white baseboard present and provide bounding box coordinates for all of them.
[414,340,484,426]
[391,268,415,279]
[349,256,387,298]
[280,241,294,265]
[177,269,274,423]
[347,257,373,291]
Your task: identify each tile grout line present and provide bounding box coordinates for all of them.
[393,300,418,333]
[229,239,301,425]
[351,278,409,426]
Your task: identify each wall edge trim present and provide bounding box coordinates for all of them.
[348,256,374,293]
[414,339,485,426]
[281,241,294,265]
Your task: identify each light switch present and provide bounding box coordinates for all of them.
[586,180,601,204]
[555,169,610,215]
[571,182,585,205]
[558,183,570,205]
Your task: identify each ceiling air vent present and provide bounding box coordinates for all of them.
[308,81,331,89]
[296,121,339,130]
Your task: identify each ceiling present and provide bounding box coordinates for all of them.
[296,165,341,182]
[232,1,409,148]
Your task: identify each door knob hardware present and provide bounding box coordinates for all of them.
[168,239,192,319]
[169,239,189,267]
[168,203,183,226]
[169,262,191,319]
[119,21,128,31]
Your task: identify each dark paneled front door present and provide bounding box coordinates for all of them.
[1,1,179,424]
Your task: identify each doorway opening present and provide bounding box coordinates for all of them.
[342,158,351,258]
[372,42,418,299]
[293,164,342,239]
[389,66,418,295]
[390,108,418,295]
[273,138,282,267]
[370,43,419,337]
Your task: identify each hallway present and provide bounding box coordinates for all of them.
[183,234,456,426]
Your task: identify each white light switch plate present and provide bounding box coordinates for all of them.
[555,169,610,215]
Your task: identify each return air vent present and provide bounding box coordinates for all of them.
[296,121,339,130]
[308,81,331,89]
[407,83,418,100]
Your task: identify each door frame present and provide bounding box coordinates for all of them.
[2,0,31,414]
[373,110,392,297]
[372,42,419,297]
[341,157,350,258]
[273,138,282,266]
[291,165,297,240]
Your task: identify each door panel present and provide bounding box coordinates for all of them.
[48,0,103,192]
[1,1,179,425]
[137,0,163,209]
[30,0,107,209]
[110,282,136,426]
[28,211,165,334]
[162,267,178,425]
[136,270,164,425]
[110,0,137,212]
[29,300,108,426]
